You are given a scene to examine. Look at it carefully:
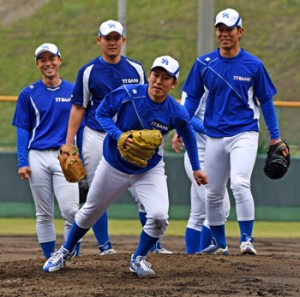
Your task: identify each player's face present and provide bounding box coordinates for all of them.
[36,52,61,79]
[97,32,125,62]
[216,24,243,53]
[147,68,177,103]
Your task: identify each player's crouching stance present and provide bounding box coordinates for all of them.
[43,55,207,278]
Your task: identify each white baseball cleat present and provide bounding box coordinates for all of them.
[43,246,76,272]
[240,233,257,255]
[151,241,173,254]
[200,238,229,255]
[100,248,117,255]
[129,255,156,278]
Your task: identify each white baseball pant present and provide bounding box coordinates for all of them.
[28,149,79,243]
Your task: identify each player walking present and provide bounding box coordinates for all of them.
[172,95,231,254]
[12,43,81,258]
[65,20,171,255]
[182,8,289,255]
[43,55,207,277]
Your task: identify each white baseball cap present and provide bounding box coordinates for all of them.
[35,43,61,60]
[150,55,180,80]
[98,20,124,37]
[215,8,243,28]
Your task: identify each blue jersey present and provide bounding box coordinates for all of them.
[12,79,74,149]
[71,56,147,132]
[183,48,278,138]
[96,84,199,174]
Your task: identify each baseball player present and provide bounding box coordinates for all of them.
[172,93,231,254]
[182,8,289,255]
[65,20,171,255]
[12,43,81,258]
[43,55,208,277]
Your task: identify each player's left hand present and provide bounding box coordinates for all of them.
[269,138,289,157]
[193,169,208,186]
[171,133,184,153]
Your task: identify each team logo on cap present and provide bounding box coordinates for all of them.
[222,12,230,19]
[161,58,169,65]
[108,23,117,29]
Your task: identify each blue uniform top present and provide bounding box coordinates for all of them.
[96,84,200,174]
[183,48,280,139]
[71,56,147,132]
[12,79,74,150]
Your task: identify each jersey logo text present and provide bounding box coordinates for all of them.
[122,78,139,84]
[151,121,169,132]
[55,97,71,102]
[233,76,251,82]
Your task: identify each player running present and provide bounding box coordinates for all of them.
[65,20,171,255]
[182,8,289,255]
[43,55,207,277]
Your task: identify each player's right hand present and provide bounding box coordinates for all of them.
[18,166,31,180]
[193,169,208,186]
[171,133,184,153]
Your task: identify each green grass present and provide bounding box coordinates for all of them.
[1,218,300,238]
[1,0,299,99]
[1,0,300,150]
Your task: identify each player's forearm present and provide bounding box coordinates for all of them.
[190,117,206,134]
[260,99,280,140]
[96,113,122,141]
[95,95,122,141]
[184,94,201,120]
[181,125,201,170]
[66,105,85,144]
[16,127,30,168]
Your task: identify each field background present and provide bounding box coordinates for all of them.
[1,218,300,238]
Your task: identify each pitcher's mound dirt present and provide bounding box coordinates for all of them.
[0,235,299,297]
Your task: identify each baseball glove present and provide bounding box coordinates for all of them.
[264,140,290,179]
[58,144,86,182]
[117,129,163,167]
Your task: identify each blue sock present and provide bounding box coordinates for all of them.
[139,211,158,252]
[210,224,226,248]
[185,227,201,254]
[133,230,158,259]
[199,225,213,251]
[238,220,254,242]
[40,240,55,258]
[64,222,89,252]
[92,212,111,248]
[75,241,81,256]
[139,211,147,226]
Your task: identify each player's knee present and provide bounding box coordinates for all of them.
[145,216,168,237]
[230,177,250,193]
[60,207,78,223]
[36,216,53,226]
[206,184,226,204]
[154,220,168,237]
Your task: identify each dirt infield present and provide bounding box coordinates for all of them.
[1,235,300,297]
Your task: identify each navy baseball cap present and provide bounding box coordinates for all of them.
[35,43,61,60]
[215,8,243,28]
[150,55,180,80]
[98,20,124,37]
